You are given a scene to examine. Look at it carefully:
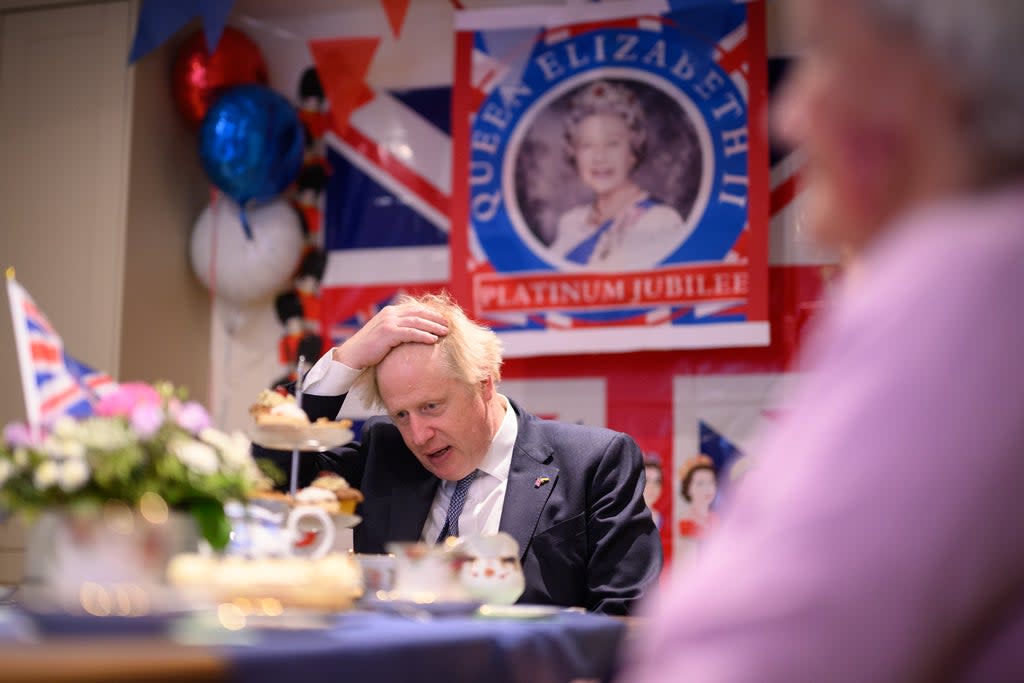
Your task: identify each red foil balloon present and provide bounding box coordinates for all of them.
[172,27,269,129]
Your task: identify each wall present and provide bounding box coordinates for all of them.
[119,30,212,398]
[0,0,209,583]
[0,1,136,427]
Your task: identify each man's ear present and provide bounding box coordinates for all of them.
[479,376,495,401]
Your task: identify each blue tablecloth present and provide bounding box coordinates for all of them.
[224,611,626,683]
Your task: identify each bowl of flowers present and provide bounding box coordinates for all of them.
[0,381,269,614]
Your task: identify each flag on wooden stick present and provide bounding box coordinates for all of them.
[5,268,117,430]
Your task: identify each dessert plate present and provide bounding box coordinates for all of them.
[21,609,197,636]
[248,424,354,451]
[326,513,362,529]
[367,597,482,619]
[14,585,204,636]
[475,604,561,619]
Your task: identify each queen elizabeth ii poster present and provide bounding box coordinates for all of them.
[452,0,770,357]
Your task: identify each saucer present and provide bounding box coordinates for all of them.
[475,604,561,619]
[18,606,197,636]
[14,584,201,636]
[366,596,481,618]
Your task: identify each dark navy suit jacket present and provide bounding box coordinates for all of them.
[262,393,662,615]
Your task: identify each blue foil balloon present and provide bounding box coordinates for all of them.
[199,84,304,239]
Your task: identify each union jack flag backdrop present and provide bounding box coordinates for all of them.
[5,273,117,427]
[307,38,453,348]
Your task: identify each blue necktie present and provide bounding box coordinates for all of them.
[436,470,479,543]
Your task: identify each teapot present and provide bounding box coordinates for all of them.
[224,501,335,559]
[457,533,525,605]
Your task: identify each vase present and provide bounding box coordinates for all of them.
[22,505,200,615]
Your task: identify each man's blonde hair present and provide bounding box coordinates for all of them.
[353,291,504,410]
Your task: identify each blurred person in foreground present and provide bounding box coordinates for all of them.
[276,292,660,615]
[623,0,1024,681]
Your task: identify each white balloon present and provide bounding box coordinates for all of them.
[190,198,305,306]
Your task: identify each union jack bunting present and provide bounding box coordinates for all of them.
[5,271,118,427]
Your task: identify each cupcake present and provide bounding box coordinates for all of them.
[249,389,308,426]
[249,389,353,431]
[309,473,364,515]
[294,486,341,515]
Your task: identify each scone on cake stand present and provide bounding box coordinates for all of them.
[247,389,355,495]
[248,389,354,451]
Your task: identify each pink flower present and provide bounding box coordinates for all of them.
[3,422,36,447]
[95,383,162,418]
[175,401,211,434]
[130,402,165,438]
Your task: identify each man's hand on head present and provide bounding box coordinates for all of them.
[331,303,449,370]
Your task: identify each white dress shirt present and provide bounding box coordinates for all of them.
[420,395,517,541]
[302,352,361,398]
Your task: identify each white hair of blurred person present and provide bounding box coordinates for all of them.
[774,0,1024,255]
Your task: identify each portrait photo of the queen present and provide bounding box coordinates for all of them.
[512,76,707,271]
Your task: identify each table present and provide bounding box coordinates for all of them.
[0,638,227,683]
[0,608,628,683]
[226,611,626,683]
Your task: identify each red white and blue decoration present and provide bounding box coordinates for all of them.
[304,34,454,347]
[129,0,236,64]
[198,84,305,239]
[451,0,771,356]
[5,270,118,429]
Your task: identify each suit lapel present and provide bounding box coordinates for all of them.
[388,471,439,543]
[499,402,559,560]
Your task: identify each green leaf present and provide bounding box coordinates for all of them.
[256,457,286,486]
[189,498,231,551]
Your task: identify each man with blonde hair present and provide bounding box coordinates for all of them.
[295,292,660,615]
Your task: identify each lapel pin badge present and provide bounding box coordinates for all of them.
[534,476,550,489]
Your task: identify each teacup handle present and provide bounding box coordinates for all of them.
[286,505,335,559]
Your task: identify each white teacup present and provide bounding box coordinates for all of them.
[354,553,397,596]
[458,533,525,605]
[386,542,469,602]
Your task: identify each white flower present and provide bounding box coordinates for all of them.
[51,416,80,439]
[168,436,220,476]
[228,430,252,459]
[42,435,85,460]
[77,418,135,450]
[198,427,230,452]
[200,428,254,474]
[203,429,253,472]
[0,459,12,486]
[33,460,59,489]
[58,459,90,492]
